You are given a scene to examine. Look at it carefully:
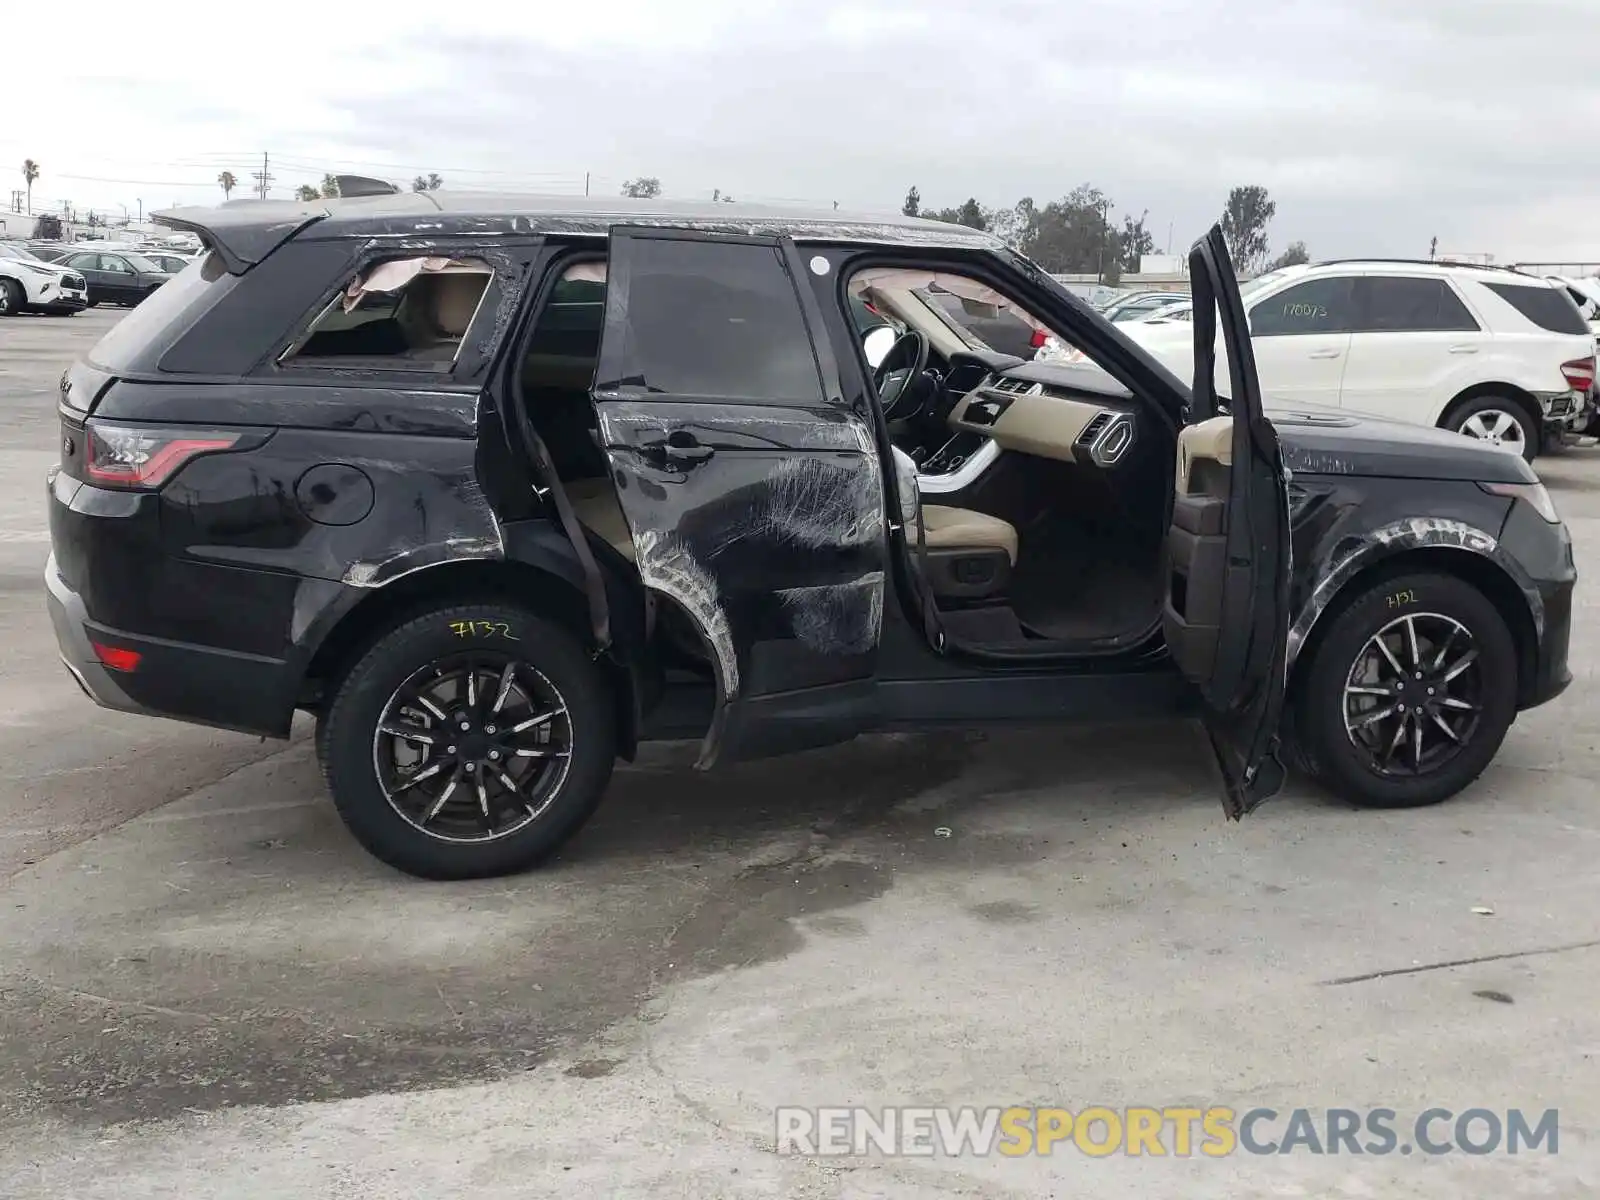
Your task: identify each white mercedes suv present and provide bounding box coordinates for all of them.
[0,242,89,317]
[1118,260,1595,461]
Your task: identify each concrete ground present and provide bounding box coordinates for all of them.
[1,308,1597,1198]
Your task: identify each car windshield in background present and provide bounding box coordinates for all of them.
[1239,269,1290,299]
[1485,282,1592,336]
[0,244,40,261]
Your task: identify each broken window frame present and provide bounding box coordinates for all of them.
[275,253,496,373]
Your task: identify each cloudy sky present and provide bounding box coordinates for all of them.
[6,0,1598,264]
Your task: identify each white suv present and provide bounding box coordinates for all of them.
[1119,260,1596,461]
[0,242,89,317]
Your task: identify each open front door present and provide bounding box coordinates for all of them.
[1161,226,1293,818]
[590,227,887,768]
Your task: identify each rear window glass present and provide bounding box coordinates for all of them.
[1356,277,1478,332]
[86,250,235,371]
[1484,282,1590,335]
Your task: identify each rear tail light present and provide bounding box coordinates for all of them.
[1029,328,1049,349]
[85,422,241,489]
[90,641,142,672]
[1560,356,1595,392]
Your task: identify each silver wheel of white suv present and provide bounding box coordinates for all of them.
[1447,395,1537,462]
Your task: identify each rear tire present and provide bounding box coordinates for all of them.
[1444,394,1538,462]
[0,278,22,316]
[319,602,615,879]
[1300,572,1517,808]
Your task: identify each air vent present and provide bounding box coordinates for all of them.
[1089,414,1136,467]
[991,378,1047,395]
[1074,412,1112,449]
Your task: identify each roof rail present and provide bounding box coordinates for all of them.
[1311,257,1534,277]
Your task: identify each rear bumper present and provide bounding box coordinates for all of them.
[46,552,296,737]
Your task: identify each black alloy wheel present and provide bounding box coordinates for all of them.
[1298,572,1518,808]
[372,654,574,843]
[1342,611,1482,778]
[320,603,616,878]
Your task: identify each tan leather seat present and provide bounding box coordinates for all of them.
[565,477,636,561]
[911,505,1019,564]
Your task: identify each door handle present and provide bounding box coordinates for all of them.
[1308,349,1342,359]
[1448,345,1479,354]
[639,432,714,465]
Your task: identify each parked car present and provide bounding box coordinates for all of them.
[45,194,1573,879]
[26,243,74,263]
[1119,260,1596,460]
[0,242,89,315]
[134,251,196,274]
[1133,299,1192,324]
[1102,290,1191,323]
[57,250,174,307]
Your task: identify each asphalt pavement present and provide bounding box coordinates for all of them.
[1,308,1597,1198]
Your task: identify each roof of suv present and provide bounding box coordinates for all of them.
[1282,258,1546,282]
[154,191,1003,274]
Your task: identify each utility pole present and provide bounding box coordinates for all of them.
[584,172,590,197]
[137,199,142,224]
[252,152,274,200]
[1429,235,1438,261]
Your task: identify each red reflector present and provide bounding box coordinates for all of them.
[1561,356,1596,390]
[90,641,141,672]
[1030,328,1049,348]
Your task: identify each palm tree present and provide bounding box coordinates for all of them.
[21,159,39,215]
[218,170,237,200]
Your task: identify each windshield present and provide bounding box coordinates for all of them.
[0,243,40,262]
[1239,269,1291,299]
[122,253,166,273]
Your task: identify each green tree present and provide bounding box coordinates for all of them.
[1013,185,1117,275]
[1266,241,1310,271]
[320,174,340,199]
[217,171,237,200]
[295,184,321,201]
[411,172,443,192]
[1220,185,1276,275]
[21,159,39,215]
[901,186,921,217]
[621,176,662,199]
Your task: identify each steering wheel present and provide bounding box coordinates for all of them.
[873,330,931,420]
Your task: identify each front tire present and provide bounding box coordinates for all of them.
[0,278,22,316]
[319,602,615,879]
[1299,573,1517,808]
[1446,395,1538,462]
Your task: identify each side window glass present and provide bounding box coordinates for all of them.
[1249,277,1353,336]
[1358,277,1478,333]
[106,257,133,275]
[614,239,822,401]
[283,257,492,367]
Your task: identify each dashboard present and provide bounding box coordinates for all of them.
[914,353,1141,494]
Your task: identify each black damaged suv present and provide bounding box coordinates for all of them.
[45,187,1575,878]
